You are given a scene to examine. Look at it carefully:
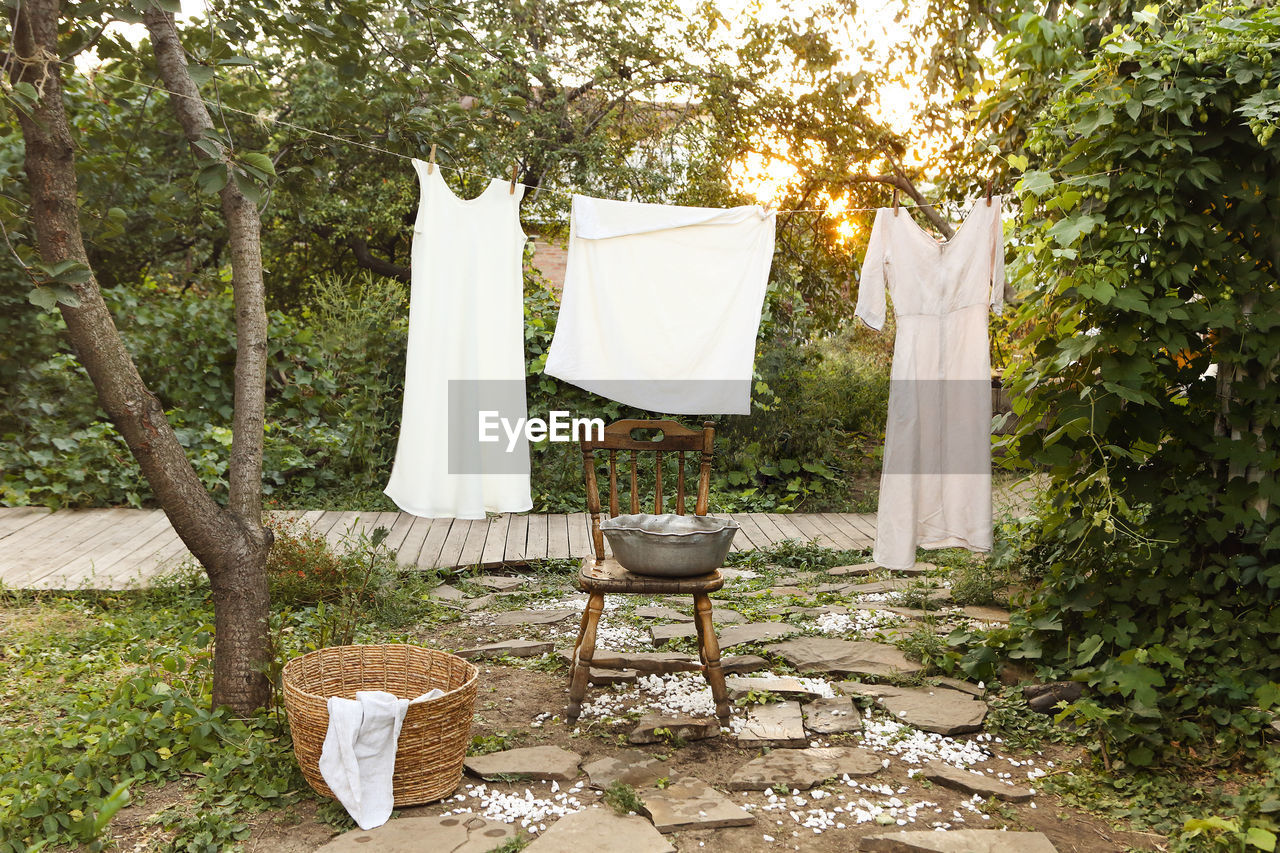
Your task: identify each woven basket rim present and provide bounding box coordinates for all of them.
[282,643,478,705]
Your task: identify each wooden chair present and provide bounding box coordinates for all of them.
[566,419,731,724]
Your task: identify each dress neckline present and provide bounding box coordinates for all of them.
[431,168,504,205]
[895,197,996,248]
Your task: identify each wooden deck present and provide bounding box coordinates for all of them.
[0,507,880,591]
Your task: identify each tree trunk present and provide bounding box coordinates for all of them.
[12,0,272,712]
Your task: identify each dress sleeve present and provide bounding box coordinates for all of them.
[855,209,890,331]
[990,197,1006,316]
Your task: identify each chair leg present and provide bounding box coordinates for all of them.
[693,592,731,724]
[567,592,605,723]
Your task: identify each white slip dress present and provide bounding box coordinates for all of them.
[855,198,1005,569]
[383,162,533,519]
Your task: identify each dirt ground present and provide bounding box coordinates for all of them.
[101,565,1165,853]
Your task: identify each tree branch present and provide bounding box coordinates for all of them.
[145,6,268,523]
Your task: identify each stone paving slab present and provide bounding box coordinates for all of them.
[584,754,670,790]
[525,807,676,853]
[801,696,862,734]
[629,714,720,744]
[493,609,577,626]
[472,574,528,592]
[770,638,924,677]
[868,686,988,735]
[463,746,582,781]
[923,762,1034,802]
[316,813,515,852]
[718,622,796,647]
[862,829,1057,852]
[727,746,882,790]
[639,777,755,833]
[737,700,808,748]
[456,639,552,660]
[725,676,826,701]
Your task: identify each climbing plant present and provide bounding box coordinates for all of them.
[978,3,1280,766]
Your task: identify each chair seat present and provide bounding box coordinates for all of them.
[577,557,725,595]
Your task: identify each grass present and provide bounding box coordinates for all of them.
[602,782,645,816]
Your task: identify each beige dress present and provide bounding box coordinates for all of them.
[855,198,1005,569]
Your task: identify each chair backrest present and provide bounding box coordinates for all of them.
[580,419,716,564]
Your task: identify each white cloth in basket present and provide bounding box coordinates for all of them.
[318,688,444,830]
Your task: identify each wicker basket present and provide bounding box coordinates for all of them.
[282,644,479,806]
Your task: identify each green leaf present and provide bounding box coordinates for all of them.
[187,65,216,86]
[197,162,228,194]
[1246,827,1277,852]
[232,168,262,204]
[218,56,255,66]
[1046,214,1104,248]
[28,287,58,310]
[1017,170,1053,197]
[239,152,277,179]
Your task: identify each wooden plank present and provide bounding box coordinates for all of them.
[787,514,828,545]
[10,508,155,587]
[296,510,327,532]
[503,514,529,563]
[383,513,417,555]
[98,523,185,586]
[765,514,807,544]
[0,509,104,562]
[820,513,874,549]
[457,518,489,568]
[0,507,51,541]
[435,519,472,569]
[745,513,788,546]
[0,509,128,577]
[567,512,591,560]
[416,517,455,569]
[546,513,570,560]
[803,513,859,551]
[727,513,764,549]
[322,511,365,550]
[525,513,549,562]
[45,509,176,587]
[395,515,434,567]
[103,530,192,589]
[845,513,879,540]
[710,513,742,552]
[481,513,512,566]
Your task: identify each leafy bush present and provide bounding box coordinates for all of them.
[0,590,302,852]
[977,3,1280,766]
[3,253,891,513]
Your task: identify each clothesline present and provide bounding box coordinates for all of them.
[66,59,1117,216]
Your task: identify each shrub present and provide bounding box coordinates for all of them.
[976,3,1280,766]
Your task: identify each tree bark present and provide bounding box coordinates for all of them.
[144,8,268,523]
[12,0,272,712]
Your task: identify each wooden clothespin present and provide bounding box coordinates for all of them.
[893,188,900,216]
[509,164,518,195]
[427,144,437,174]
[986,177,994,206]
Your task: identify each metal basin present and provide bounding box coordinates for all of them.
[600,513,739,577]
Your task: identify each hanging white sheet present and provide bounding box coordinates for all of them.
[384,161,533,519]
[856,198,1005,569]
[543,195,776,415]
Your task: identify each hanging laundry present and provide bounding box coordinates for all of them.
[855,197,1005,569]
[543,195,776,415]
[384,161,532,518]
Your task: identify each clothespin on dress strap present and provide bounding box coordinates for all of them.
[427,144,437,174]
[893,188,900,216]
[986,177,994,206]
[509,164,518,195]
